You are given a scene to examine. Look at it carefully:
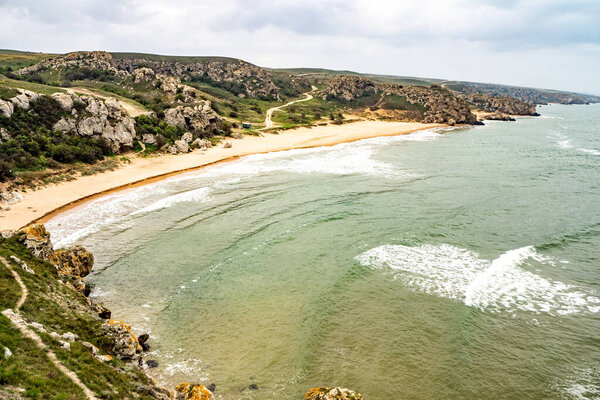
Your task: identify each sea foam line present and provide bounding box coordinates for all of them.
[355,244,600,316]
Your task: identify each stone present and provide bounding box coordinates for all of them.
[305,387,365,400]
[248,384,258,390]
[29,322,46,332]
[232,132,243,140]
[1,191,23,206]
[142,134,157,145]
[206,383,216,393]
[102,320,142,361]
[0,127,10,141]
[1,230,16,239]
[4,347,12,359]
[223,142,232,148]
[82,341,100,355]
[181,132,193,143]
[91,301,112,319]
[163,102,222,132]
[138,333,150,351]
[62,332,78,342]
[19,224,53,260]
[48,245,94,277]
[0,99,14,117]
[10,256,34,274]
[146,359,159,368]
[167,145,178,155]
[174,139,189,153]
[59,340,71,350]
[133,67,155,83]
[51,92,75,111]
[175,383,215,400]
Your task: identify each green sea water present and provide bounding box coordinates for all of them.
[48,104,600,400]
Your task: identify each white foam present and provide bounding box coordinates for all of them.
[355,244,600,315]
[552,133,600,156]
[557,367,600,400]
[131,187,212,215]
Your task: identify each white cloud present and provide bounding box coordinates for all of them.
[0,0,598,93]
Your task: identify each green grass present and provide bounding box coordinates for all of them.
[0,50,52,74]
[0,74,65,97]
[0,315,86,400]
[0,237,160,399]
[380,94,427,113]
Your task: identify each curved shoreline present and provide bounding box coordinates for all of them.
[0,120,447,230]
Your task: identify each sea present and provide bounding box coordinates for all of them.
[47,104,600,400]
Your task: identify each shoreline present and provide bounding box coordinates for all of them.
[0,120,446,230]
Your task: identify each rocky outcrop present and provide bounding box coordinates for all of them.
[462,93,538,116]
[163,102,222,133]
[175,383,214,400]
[48,246,94,277]
[102,320,143,362]
[0,89,40,117]
[305,387,364,400]
[18,51,279,99]
[323,76,478,125]
[19,224,53,260]
[482,112,516,121]
[51,91,137,152]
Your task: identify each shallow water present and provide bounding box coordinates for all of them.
[48,104,600,400]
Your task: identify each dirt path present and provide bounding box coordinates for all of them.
[0,257,99,400]
[70,87,148,117]
[263,86,317,129]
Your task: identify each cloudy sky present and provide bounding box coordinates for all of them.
[1,0,599,94]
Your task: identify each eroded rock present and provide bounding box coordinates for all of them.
[19,224,53,260]
[102,320,143,362]
[48,245,94,277]
[175,383,214,400]
[305,387,365,400]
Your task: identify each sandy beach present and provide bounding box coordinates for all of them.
[0,120,444,230]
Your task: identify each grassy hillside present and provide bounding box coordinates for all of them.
[0,50,52,75]
[0,235,162,399]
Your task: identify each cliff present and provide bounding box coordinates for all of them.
[461,93,539,116]
[323,76,479,125]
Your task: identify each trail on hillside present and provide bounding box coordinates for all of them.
[1,256,99,400]
[263,86,317,129]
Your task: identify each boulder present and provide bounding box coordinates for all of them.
[163,102,222,132]
[19,224,53,260]
[175,383,214,400]
[0,99,14,117]
[3,346,12,359]
[102,320,143,362]
[181,132,193,143]
[0,127,10,141]
[138,333,150,351]
[48,245,94,277]
[91,301,112,319]
[133,67,155,83]
[142,134,157,145]
[305,387,364,400]
[167,145,179,155]
[51,92,75,111]
[1,191,23,205]
[223,142,232,148]
[174,139,189,153]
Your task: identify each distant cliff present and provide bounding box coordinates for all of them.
[322,76,479,125]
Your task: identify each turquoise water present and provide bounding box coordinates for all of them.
[48,104,600,400]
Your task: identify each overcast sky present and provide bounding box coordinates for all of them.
[1,0,599,94]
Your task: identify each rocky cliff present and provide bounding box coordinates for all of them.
[17,51,280,100]
[323,76,479,125]
[461,93,539,116]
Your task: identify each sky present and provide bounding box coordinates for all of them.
[1,0,599,94]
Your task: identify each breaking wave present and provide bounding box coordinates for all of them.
[355,244,600,315]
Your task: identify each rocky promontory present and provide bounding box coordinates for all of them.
[461,93,539,116]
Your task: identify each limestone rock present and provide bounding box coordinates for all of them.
[174,139,189,153]
[462,93,538,116]
[167,145,178,155]
[51,92,75,111]
[1,230,17,239]
[142,134,157,145]
[102,320,142,361]
[483,112,516,121]
[19,224,53,260]
[161,102,222,133]
[305,387,364,400]
[4,346,13,359]
[175,383,214,400]
[91,301,112,319]
[181,132,193,143]
[133,67,155,83]
[9,255,34,275]
[1,191,23,205]
[223,142,232,148]
[48,245,94,277]
[0,99,14,117]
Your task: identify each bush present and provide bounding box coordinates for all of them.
[0,160,14,181]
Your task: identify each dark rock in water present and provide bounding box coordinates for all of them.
[138,333,150,351]
[248,383,258,390]
[206,383,216,392]
[474,120,485,125]
[91,302,112,319]
[146,359,159,368]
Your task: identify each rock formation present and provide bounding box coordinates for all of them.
[19,224,53,260]
[305,387,365,400]
[102,320,143,362]
[462,93,538,116]
[323,76,478,125]
[51,91,137,152]
[48,246,94,277]
[0,89,40,117]
[163,102,222,132]
[175,383,214,400]
[18,51,279,99]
